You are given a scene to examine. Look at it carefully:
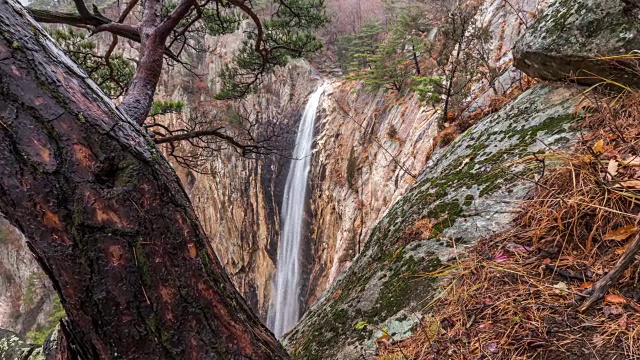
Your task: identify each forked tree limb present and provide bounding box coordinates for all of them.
[579,232,640,312]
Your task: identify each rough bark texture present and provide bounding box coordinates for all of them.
[0,1,288,359]
[118,0,165,125]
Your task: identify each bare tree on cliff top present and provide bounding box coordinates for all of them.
[26,0,327,164]
[0,0,328,358]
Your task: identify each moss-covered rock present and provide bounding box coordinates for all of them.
[283,85,586,359]
[0,329,44,360]
[514,0,640,89]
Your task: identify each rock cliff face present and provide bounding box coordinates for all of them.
[3,1,629,356]
[0,0,554,333]
[0,220,57,339]
[285,83,586,359]
[166,60,323,317]
[170,73,441,318]
[285,0,639,357]
[302,84,438,307]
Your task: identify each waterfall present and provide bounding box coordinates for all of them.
[268,83,327,338]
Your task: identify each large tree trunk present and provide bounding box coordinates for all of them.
[0,1,289,359]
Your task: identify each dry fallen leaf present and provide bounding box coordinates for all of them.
[593,139,605,154]
[603,225,639,241]
[620,156,640,167]
[187,243,197,258]
[605,294,627,304]
[607,159,619,179]
[578,282,593,290]
[483,342,499,354]
[613,180,640,189]
[553,282,568,292]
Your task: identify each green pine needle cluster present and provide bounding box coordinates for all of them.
[215,0,328,100]
[50,28,135,98]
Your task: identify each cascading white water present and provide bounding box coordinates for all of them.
[268,83,327,338]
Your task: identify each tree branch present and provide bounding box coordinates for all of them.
[579,232,640,312]
[71,0,91,18]
[153,128,250,152]
[157,0,197,38]
[227,0,265,55]
[27,8,107,26]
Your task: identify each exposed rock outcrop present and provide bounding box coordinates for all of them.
[303,84,438,307]
[514,0,640,88]
[0,219,57,340]
[284,84,587,359]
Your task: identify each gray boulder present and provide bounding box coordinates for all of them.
[514,0,640,89]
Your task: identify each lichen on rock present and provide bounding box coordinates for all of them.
[283,84,586,359]
[0,329,43,360]
[514,0,640,88]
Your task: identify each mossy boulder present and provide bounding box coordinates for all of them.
[283,85,586,359]
[514,0,640,89]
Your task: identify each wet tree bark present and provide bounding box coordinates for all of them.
[0,1,289,359]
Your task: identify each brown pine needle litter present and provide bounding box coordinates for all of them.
[377,90,640,359]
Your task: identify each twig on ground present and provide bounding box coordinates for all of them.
[579,233,640,312]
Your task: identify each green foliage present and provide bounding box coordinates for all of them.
[335,21,384,71]
[43,1,327,105]
[411,76,443,106]
[342,3,430,92]
[27,296,65,345]
[215,0,329,99]
[162,1,243,36]
[49,28,134,98]
[149,100,186,117]
[21,273,42,308]
[202,8,243,36]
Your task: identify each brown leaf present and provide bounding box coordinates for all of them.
[578,282,593,290]
[605,294,627,304]
[607,159,619,180]
[620,157,640,167]
[613,180,640,189]
[593,139,605,154]
[603,225,639,241]
[187,243,197,258]
[332,288,343,299]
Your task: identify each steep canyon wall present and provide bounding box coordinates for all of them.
[0,0,551,337]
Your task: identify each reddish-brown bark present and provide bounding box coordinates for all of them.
[0,1,288,359]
